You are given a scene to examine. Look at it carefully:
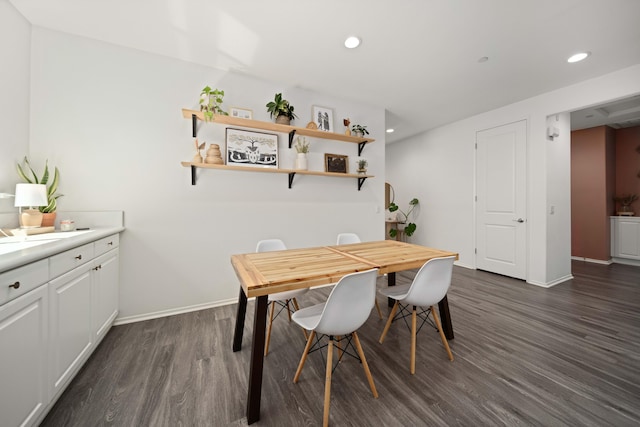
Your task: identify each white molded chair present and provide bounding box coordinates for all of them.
[292,268,379,427]
[378,256,455,374]
[336,233,383,319]
[256,239,309,356]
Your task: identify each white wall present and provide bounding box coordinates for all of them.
[0,0,30,211]
[387,64,640,286]
[10,27,386,320]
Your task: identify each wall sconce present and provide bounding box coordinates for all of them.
[14,183,48,228]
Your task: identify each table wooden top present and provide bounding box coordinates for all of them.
[231,240,458,297]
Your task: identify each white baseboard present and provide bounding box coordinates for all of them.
[571,256,612,265]
[527,274,574,288]
[114,298,238,325]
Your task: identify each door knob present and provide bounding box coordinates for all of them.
[512,218,524,223]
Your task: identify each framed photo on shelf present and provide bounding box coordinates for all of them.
[226,128,278,168]
[324,153,349,173]
[229,107,253,119]
[312,105,334,132]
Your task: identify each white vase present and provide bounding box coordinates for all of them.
[295,153,308,170]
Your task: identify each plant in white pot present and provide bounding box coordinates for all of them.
[16,156,62,227]
[293,136,309,170]
[351,124,369,137]
[199,86,228,122]
[357,158,368,174]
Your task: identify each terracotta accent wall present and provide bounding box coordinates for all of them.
[615,126,640,213]
[571,126,615,260]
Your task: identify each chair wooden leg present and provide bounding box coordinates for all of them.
[292,298,308,339]
[411,306,417,374]
[264,301,275,356]
[352,332,378,398]
[294,331,315,383]
[323,338,334,427]
[285,300,293,322]
[374,299,383,319]
[430,305,454,361]
[379,301,399,343]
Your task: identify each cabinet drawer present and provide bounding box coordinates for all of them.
[0,259,49,306]
[94,234,119,257]
[49,243,94,279]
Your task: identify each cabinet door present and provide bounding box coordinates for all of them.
[616,220,640,259]
[49,264,93,398]
[0,285,49,427]
[93,249,119,341]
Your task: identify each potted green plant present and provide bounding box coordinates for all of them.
[351,124,369,137]
[199,86,228,122]
[16,156,62,226]
[388,198,419,238]
[614,194,638,215]
[266,93,297,125]
[357,159,368,174]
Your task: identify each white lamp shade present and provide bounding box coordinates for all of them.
[14,183,48,207]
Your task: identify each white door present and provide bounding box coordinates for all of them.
[476,120,527,279]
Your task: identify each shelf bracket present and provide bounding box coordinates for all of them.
[357,176,367,191]
[358,141,367,157]
[288,130,297,149]
[191,165,197,185]
[191,114,198,138]
[288,172,296,189]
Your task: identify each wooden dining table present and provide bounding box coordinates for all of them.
[231,240,458,424]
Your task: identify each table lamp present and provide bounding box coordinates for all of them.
[14,183,48,228]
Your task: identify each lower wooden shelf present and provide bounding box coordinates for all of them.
[181,162,373,190]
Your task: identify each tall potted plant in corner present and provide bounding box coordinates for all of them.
[388,198,419,239]
[266,93,297,125]
[16,156,62,227]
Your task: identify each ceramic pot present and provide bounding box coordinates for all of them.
[41,212,56,227]
[276,115,291,125]
[295,153,308,170]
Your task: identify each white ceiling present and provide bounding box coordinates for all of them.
[9,0,640,142]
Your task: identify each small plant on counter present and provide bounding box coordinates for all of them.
[199,86,228,122]
[16,156,62,213]
[266,93,297,125]
[294,136,309,153]
[388,198,419,237]
[351,124,369,137]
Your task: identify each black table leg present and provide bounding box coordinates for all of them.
[246,295,268,424]
[232,287,248,352]
[387,272,396,307]
[438,295,454,340]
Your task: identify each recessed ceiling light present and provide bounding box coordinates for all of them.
[344,36,361,49]
[386,128,394,133]
[567,52,590,63]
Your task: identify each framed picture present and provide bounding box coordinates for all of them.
[226,128,278,168]
[229,107,253,119]
[312,105,334,132]
[325,153,349,173]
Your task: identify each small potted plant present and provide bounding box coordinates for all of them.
[357,158,368,174]
[388,198,419,238]
[16,156,62,226]
[351,124,369,137]
[293,136,309,170]
[614,194,638,215]
[199,86,228,122]
[266,93,297,125]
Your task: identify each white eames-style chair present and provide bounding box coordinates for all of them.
[378,256,456,374]
[292,268,380,427]
[256,239,309,356]
[336,233,383,319]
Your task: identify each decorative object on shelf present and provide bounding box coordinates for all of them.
[357,158,368,174]
[204,143,224,164]
[614,194,638,216]
[266,93,297,125]
[306,121,318,129]
[351,124,369,137]
[293,136,310,170]
[229,107,253,119]
[325,153,348,173]
[199,86,228,122]
[343,118,351,136]
[16,156,62,227]
[193,139,205,163]
[14,183,48,228]
[226,128,278,168]
[388,198,420,238]
[312,105,334,132]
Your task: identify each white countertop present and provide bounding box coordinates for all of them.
[0,227,124,273]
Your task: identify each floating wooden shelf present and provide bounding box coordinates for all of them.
[181,162,374,190]
[182,109,375,155]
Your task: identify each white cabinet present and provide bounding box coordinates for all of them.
[0,285,49,427]
[611,216,640,265]
[93,247,119,341]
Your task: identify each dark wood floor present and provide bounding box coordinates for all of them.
[41,261,640,426]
